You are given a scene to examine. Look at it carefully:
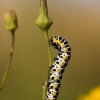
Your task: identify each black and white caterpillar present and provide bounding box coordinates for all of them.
[45,36,71,100]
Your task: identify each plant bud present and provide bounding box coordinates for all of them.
[35,0,53,31]
[4,10,18,32]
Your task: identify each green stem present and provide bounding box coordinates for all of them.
[42,30,52,100]
[44,30,52,67]
[0,31,15,90]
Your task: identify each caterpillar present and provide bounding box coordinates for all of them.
[45,36,71,100]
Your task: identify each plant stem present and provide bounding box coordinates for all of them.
[42,30,52,100]
[44,30,52,68]
[0,31,15,90]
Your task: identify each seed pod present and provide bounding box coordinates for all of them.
[35,0,53,31]
[4,10,18,32]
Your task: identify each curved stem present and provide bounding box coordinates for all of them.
[42,30,52,100]
[0,31,15,90]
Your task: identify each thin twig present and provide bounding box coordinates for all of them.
[0,31,15,90]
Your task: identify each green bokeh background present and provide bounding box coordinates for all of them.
[0,0,100,100]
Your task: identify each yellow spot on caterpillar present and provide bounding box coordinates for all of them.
[53,37,57,42]
[54,75,59,80]
[59,62,64,66]
[60,43,65,48]
[63,48,68,53]
[57,39,61,44]
[63,55,67,60]
[50,98,53,100]
[56,68,61,73]
[53,84,58,88]
[52,36,57,43]
[51,91,56,96]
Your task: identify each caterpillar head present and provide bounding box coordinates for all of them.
[49,36,61,50]
[49,36,57,44]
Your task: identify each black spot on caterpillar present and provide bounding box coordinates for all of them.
[45,36,71,100]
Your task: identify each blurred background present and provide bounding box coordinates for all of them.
[0,0,100,100]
